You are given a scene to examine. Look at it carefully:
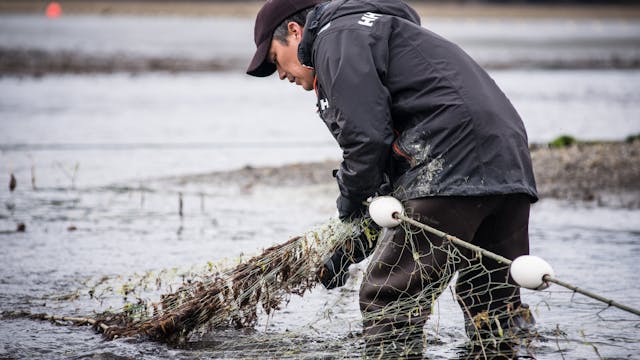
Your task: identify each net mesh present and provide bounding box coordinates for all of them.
[92,218,358,345]
[69,215,532,357]
[8,215,639,359]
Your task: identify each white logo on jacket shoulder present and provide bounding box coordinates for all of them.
[319,22,331,34]
[319,98,330,111]
[358,12,381,27]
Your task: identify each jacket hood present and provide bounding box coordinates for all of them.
[298,0,420,68]
[320,0,420,26]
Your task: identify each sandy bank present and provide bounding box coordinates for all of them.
[177,140,640,208]
[530,141,640,207]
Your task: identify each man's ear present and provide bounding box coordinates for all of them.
[287,21,303,39]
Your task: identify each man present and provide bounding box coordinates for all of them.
[247,0,538,358]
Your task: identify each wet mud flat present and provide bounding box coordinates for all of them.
[0,141,639,359]
[530,140,640,207]
[176,140,640,208]
[0,48,236,76]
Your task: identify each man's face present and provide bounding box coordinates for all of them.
[268,22,315,91]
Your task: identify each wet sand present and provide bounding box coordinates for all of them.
[2,1,640,19]
[178,140,640,208]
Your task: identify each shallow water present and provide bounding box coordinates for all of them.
[1,70,638,190]
[1,14,639,360]
[1,180,639,359]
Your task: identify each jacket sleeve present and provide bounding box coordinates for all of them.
[314,27,394,202]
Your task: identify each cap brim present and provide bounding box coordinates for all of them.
[246,38,277,77]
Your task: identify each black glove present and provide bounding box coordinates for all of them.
[336,194,366,221]
[346,218,381,263]
[333,169,393,221]
[317,247,351,289]
[332,169,366,221]
[317,219,382,290]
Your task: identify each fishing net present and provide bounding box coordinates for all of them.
[5,212,639,359]
[83,219,355,345]
[41,214,533,357]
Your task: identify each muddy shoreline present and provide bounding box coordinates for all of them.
[177,140,640,208]
[0,48,238,76]
[3,48,638,76]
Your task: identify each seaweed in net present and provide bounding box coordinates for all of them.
[90,218,360,346]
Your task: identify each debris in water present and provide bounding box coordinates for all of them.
[31,165,37,190]
[9,173,16,192]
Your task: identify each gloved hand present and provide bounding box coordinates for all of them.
[317,219,382,290]
[332,168,366,221]
[336,194,366,221]
[333,168,393,222]
[317,247,351,289]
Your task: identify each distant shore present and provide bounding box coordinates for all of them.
[1,1,640,19]
[3,49,636,77]
[2,1,639,76]
[179,140,640,208]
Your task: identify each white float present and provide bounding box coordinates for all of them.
[510,255,555,290]
[368,196,404,228]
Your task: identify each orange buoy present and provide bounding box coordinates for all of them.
[46,2,62,19]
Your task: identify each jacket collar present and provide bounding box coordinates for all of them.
[297,2,330,69]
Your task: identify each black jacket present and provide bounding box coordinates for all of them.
[299,0,538,203]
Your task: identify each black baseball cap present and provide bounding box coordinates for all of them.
[246,0,326,77]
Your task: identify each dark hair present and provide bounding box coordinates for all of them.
[272,7,314,44]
